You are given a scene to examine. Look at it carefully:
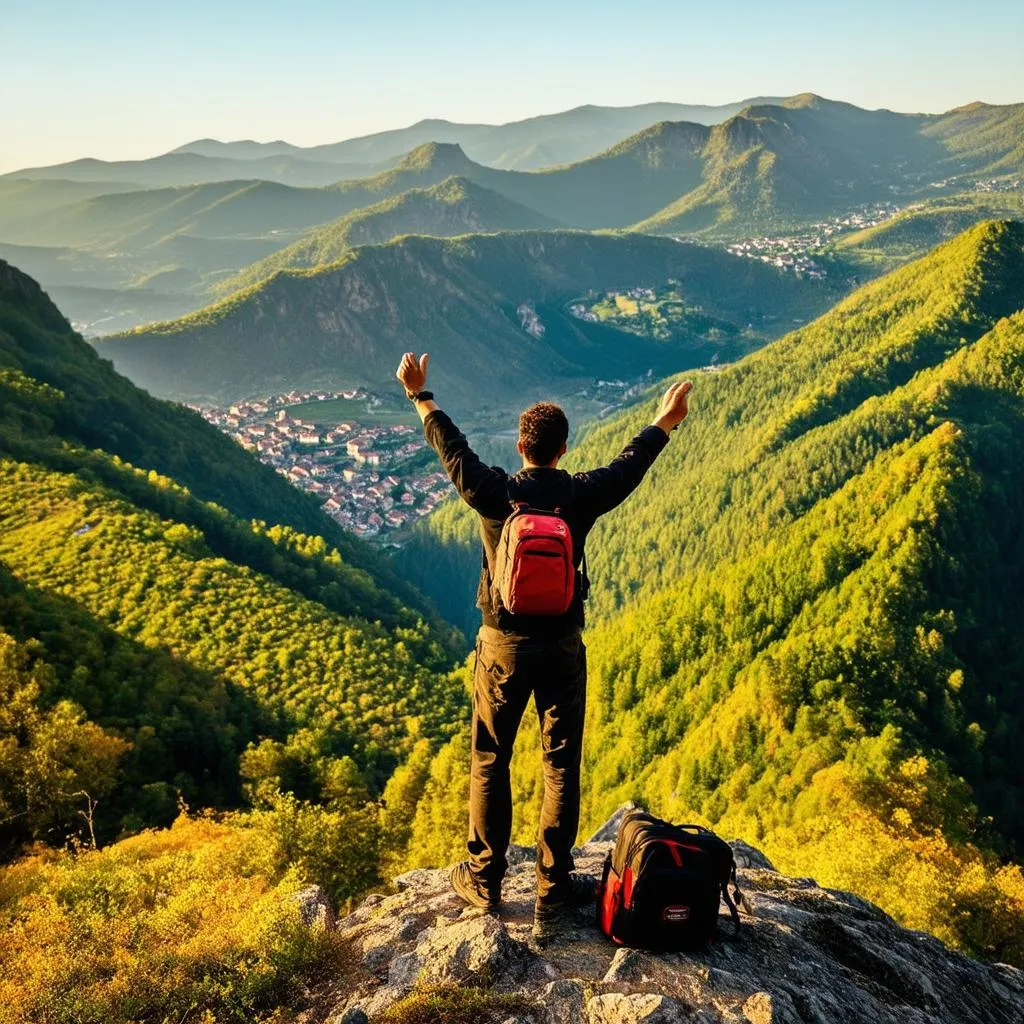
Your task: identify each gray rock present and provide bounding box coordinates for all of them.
[603,948,660,984]
[508,843,536,865]
[361,943,393,973]
[586,803,639,843]
[729,840,775,872]
[393,867,441,891]
[538,978,586,1023]
[587,992,690,1023]
[337,1010,368,1024]
[323,808,1024,1024]
[290,885,335,931]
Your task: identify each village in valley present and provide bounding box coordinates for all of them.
[188,389,450,540]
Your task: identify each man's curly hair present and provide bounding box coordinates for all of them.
[518,402,569,466]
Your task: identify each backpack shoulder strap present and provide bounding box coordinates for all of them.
[721,861,743,938]
[504,476,528,516]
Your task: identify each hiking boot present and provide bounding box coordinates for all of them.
[532,872,598,944]
[449,861,500,912]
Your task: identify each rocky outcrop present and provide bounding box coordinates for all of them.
[323,810,1024,1023]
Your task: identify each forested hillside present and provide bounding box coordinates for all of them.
[829,192,1024,273]
[217,176,560,294]
[0,261,464,855]
[0,264,481,1020]
[395,222,1024,963]
[100,231,828,406]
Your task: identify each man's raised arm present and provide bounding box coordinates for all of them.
[395,351,507,515]
[574,379,693,518]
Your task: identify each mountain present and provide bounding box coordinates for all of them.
[0,100,780,195]
[1,144,546,253]
[2,135,717,257]
[97,231,830,406]
[0,259,466,849]
[216,176,561,294]
[12,96,1023,337]
[395,222,1024,962]
[42,97,1018,257]
[167,99,783,171]
[1,151,381,189]
[632,95,1024,237]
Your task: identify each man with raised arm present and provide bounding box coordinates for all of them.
[396,351,693,942]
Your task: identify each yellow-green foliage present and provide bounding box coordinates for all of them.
[0,814,344,1024]
[399,223,1024,965]
[0,454,465,846]
[764,756,1024,965]
[0,631,128,849]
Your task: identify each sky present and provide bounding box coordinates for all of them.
[2,0,1023,174]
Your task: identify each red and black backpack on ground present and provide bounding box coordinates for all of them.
[597,810,743,950]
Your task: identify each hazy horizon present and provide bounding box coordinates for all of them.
[3,0,1023,175]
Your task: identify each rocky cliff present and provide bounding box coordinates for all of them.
[308,808,1023,1024]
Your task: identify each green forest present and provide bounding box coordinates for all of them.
[396,221,1024,965]
[3,221,1024,1020]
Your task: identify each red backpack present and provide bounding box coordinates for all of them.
[490,501,575,617]
[597,810,742,950]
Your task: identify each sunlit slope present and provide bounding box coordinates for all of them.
[923,100,1024,176]
[0,261,464,848]
[0,259,434,605]
[398,221,1024,962]
[0,460,462,808]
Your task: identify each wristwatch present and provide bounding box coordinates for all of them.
[406,389,433,402]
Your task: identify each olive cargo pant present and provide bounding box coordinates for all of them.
[469,624,587,902]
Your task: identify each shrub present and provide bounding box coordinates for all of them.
[0,814,345,1024]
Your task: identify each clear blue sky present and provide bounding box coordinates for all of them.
[2,0,1022,173]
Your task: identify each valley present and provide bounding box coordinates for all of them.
[1,95,1020,337]
[3,79,1024,1024]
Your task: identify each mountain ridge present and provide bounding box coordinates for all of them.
[97,230,828,406]
[216,175,562,295]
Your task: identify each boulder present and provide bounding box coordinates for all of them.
[291,885,335,932]
[587,993,691,1023]
[323,806,1024,1024]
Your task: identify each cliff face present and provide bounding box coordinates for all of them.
[318,809,1024,1024]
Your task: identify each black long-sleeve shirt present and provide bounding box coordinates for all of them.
[423,409,669,636]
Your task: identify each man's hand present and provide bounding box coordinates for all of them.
[653,379,693,436]
[396,351,429,395]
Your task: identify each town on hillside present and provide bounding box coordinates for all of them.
[721,202,903,276]
[186,389,450,540]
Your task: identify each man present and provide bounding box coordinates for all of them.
[396,351,693,941]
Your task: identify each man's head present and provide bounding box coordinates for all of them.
[517,402,569,467]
